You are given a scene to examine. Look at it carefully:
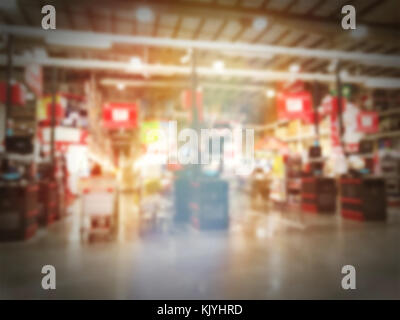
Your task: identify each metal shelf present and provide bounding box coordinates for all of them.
[379,108,400,117]
[365,130,400,140]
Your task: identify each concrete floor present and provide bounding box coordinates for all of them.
[0,190,399,299]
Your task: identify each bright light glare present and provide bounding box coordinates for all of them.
[117,83,125,91]
[252,17,268,31]
[136,6,154,23]
[129,56,142,67]
[340,69,349,78]
[327,59,338,73]
[289,63,300,73]
[266,89,275,98]
[213,60,225,72]
[351,25,368,39]
[180,54,190,64]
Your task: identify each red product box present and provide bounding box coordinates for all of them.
[0,82,26,106]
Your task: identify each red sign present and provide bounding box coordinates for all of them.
[277,91,313,122]
[357,111,379,134]
[102,102,138,129]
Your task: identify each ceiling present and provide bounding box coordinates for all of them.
[1,0,399,74]
[1,0,400,124]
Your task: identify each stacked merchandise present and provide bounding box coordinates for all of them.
[286,155,302,206]
[174,170,229,230]
[362,88,400,218]
[38,179,59,226]
[174,176,193,224]
[194,178,229,230]
[340,177,386,221]
[55,156,68,218]
[0,82,32,153]
[0,182,39,241]
[301,145,337,214]
[0,81,41,241]
[373,90,400,134]
[379,152,400,213]
[357,140,375,173]
[301,177,336,214]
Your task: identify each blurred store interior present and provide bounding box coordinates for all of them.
[0,0,400,299]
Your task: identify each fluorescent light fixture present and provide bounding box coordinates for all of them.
[340,69,349,78]
[252,17,268,31]
[266,89,275,98]
[327,59,338,73]
[32,47,48,60]
[180,54,190,64]
[213,60,225,72]
[136,6,154,23]
[351,25,368,39]
[45,33,112,49]
[289,63,300,73]
[117,83,125,91]
[364,78,400,89]
[129,56,142,67]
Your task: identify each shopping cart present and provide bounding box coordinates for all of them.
[79,177,118,243]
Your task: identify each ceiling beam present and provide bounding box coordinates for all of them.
[2,53,400,88]
[172,16,182,38]
[17,0,400,45]
[61,0,400,34]
[3,25,400,68]
[212,19,228,40]
[283,0,299,14]
[192,17,205,40]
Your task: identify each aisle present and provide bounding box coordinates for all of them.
[0,191,399,299]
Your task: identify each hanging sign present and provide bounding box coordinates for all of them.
[102,102,138,129]
[277,91,313,122]
[357,111,379,134]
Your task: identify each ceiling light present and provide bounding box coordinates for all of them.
[266,89,275,98]
[129,56,142,67]
[252,17,268,31]
[136,7,154,23]
[289,63,300,73]
[351,25,368,39]
[213,60,225,72]
[45,33,112,49]
[327,59,338,73]
[117,83,125,91]
[180,54,190,64]
[340,69,349,78]
[33,47,48,60]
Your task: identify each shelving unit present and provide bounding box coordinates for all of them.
[365,89,400,212]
